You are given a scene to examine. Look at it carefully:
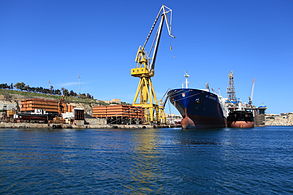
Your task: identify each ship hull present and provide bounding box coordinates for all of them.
[168,88,226,129]
[227,110,254,128]
[228,121,254,128]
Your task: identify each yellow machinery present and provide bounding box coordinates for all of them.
[131,5,174,124]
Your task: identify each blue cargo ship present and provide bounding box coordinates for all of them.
[167,73,228,129]
[168,88,228,129]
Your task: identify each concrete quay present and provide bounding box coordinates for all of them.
[0,122,49,129]
[0,122,180,129]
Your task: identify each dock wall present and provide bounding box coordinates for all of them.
[0,122,179,129]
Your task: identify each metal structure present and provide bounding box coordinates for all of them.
[227,72,237,102]
[184,72,190,88]
[248,79,255,105]
[92,105,144,124]
[131,5,175,123]
[20,98,73,115]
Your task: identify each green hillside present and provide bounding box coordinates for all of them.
[0,89,98,104]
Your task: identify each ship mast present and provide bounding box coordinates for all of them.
[184,72,190,88]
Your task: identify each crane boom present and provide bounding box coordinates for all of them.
[143,5,174,49]
[149,5,174,71]
[140,5,175,72]
[149,15,164,71]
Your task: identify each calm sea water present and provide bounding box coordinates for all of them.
[0,127,292,194]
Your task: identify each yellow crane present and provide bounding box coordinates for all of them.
[131,5,175,124]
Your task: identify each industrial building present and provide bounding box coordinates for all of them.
[0,100,17,121]
[265,113,293,126]
[92,105,144,124]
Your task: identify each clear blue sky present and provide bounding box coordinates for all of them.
[0,0,292,114]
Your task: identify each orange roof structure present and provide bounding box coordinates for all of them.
[92,105,144,119]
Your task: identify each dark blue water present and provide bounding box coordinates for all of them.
[0,127,292,194]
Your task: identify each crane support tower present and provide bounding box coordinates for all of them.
[131,5,175,124]
[227,72,237,102]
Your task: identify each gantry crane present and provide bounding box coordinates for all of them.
[131,5,175,123]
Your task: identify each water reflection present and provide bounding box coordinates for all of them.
[126,129,162,194]
[0,129,78,174]
[178,128,224,147]
[1,127,291,194]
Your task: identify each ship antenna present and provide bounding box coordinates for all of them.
[184,72,190,88]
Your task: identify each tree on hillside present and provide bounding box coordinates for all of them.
[61,88,69,96]
[0,83,10,89]
[79,93,87,99]
[55,89,62,95]
[50,85,54,94]
[86,93,93,99]
[3,81,95,99]
[69,90,77,96]
[23,84,30,91]
[14,82,26,90]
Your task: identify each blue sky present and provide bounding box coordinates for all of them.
[0,0,292,114]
